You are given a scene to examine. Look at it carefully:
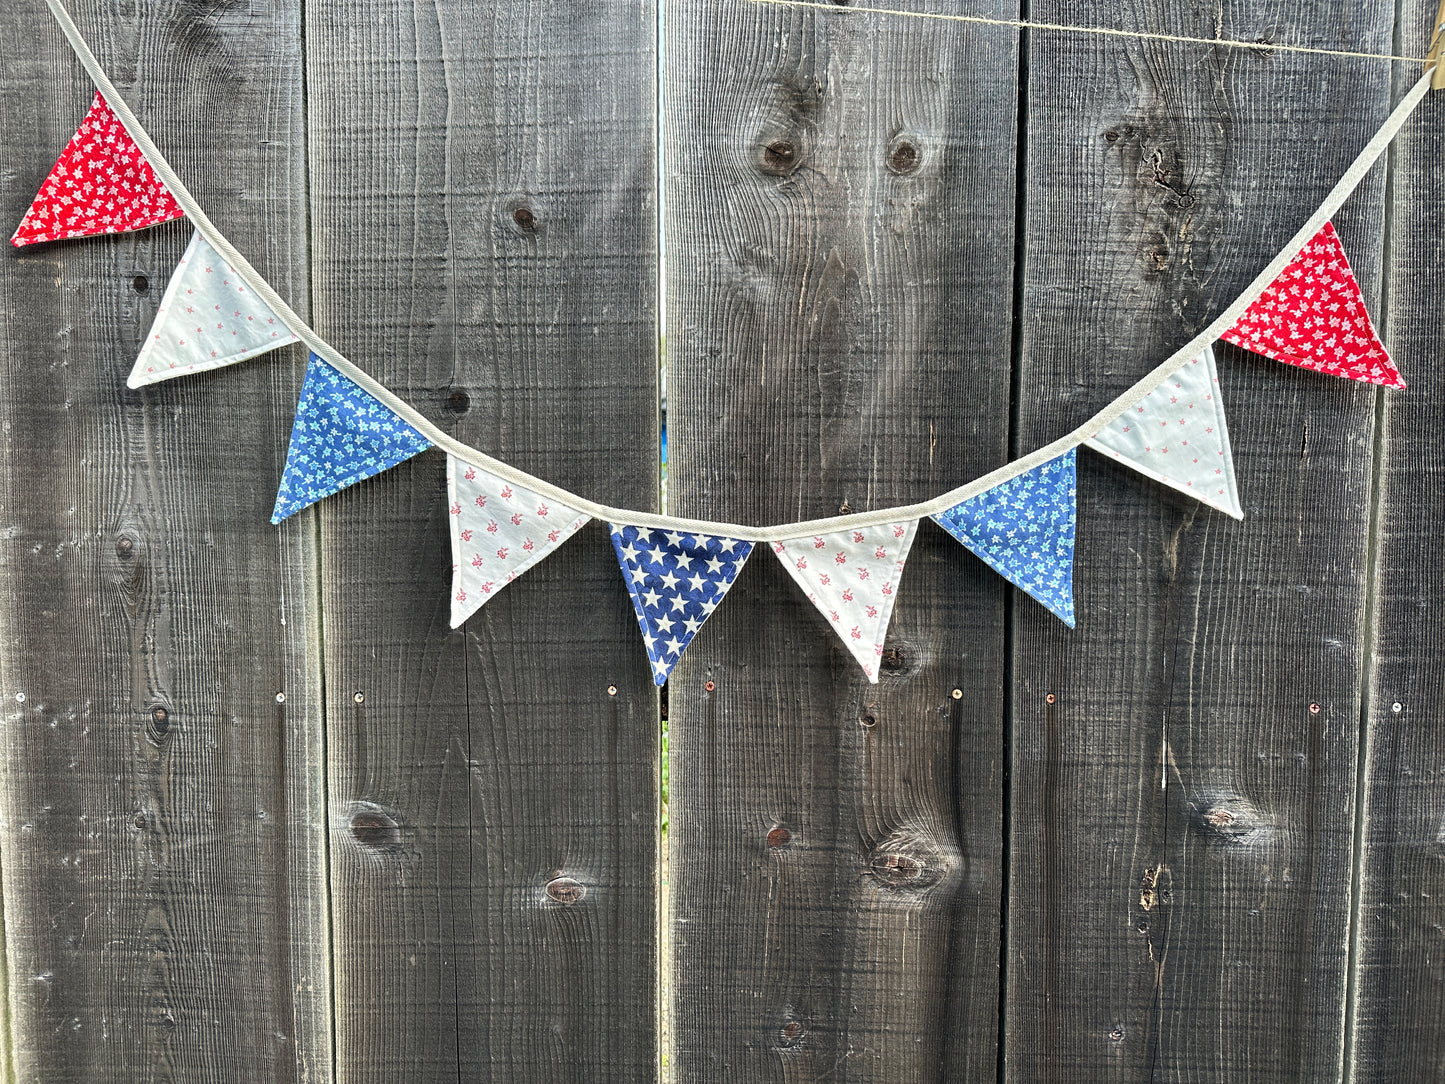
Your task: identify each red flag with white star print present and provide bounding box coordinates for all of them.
[1220,221,1403,389]
[11,92,184,247]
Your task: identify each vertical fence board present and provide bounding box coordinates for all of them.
[1349,5,1445,1077]
[1007,2,1393,1079]
[304,0,658,1080]
[0,1,328,1081]
[664,2,1019,1080]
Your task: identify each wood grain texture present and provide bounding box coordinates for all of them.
[1007,2,1394,1079]
[1348,4,1445,1077]
[0,1,329,1081]
[663,2,1019,1079]
[303,0,659,1080]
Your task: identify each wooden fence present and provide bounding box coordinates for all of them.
[0,0,1441,1079]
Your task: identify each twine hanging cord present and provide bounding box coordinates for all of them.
[750,0,1433,66]
[36,0,1434,542]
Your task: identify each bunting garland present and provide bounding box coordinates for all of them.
[1220,222,1404,389]
[611,526,753,684]
[12,91,183,247]
[9,18,1433,683]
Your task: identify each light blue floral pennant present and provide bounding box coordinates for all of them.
[931,449,1078,626]
[272,354,434,523]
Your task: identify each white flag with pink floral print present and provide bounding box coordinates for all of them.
[127,230,299,388]
[772,520,918,683]
[447,454,590,627]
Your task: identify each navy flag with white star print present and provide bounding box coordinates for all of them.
[609,525,753,685]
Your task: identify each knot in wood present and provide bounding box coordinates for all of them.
[778,1019,806,1047]
[546,877,586,904]
[886,137,921,175]
[131,274,149,294]
[145,705,170,743]
[869,850,927,888]
[766,826,791,849]
[1190,793,1266,847]
[760,140,798,176]
[349,807,402,849]
[879,646,909,674]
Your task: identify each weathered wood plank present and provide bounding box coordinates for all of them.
[303,0,658,1079]
[0,1,329,1081]
[1007,2,1393,1078]
[1347,6,1445,1077]
[663,2,1019,1079]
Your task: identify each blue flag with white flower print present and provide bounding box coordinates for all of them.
[610,525,753,685]
[272,354,434,523]
[931,449,1078,626]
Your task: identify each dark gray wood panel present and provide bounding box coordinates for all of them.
[1348,7,1445,1078]
[1008,2,1393,1079]
[303,0,658,1079]
[663,2,1019,1079]
[0,0,328,1081]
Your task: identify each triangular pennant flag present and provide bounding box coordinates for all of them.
[12,92,184,247]
[1221,221,1404,388]
[448,456,591,626]
[931,450,1077,626]
[127,231,300,388]
[772,520,918,683]
[271,354,433,523]
[610,526,753,685]
[1084,345,1243,520]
